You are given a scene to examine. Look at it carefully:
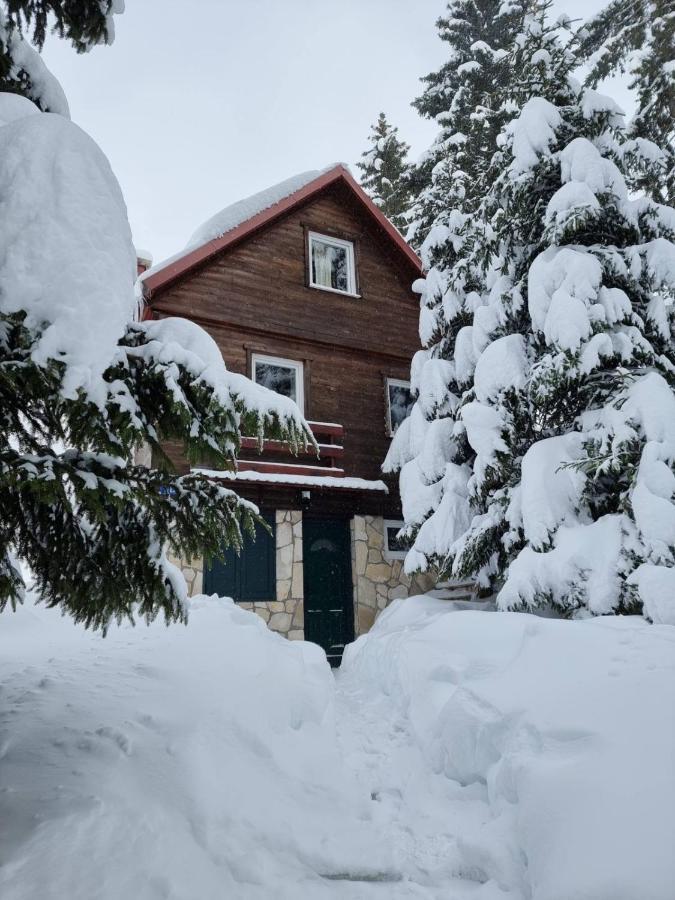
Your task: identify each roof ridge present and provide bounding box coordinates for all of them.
[141,164,420,298]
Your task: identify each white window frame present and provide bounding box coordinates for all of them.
[251,353,304,413]
[308,230,358,297]
[386,377,413,437]
[384,519,407,561]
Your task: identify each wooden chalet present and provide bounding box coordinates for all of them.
[140,164,435,664]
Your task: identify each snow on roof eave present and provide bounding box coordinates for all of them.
[186,164,345,250]
[140,163,421,299]
[140,163,347,290]
[193,467,389,493]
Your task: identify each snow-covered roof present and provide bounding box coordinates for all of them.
[142,165,344,285]
[194,468,388,493]
[185,166,341,250]
[140,164,421,298]
[134,246,153,265]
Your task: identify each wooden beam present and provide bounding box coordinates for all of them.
[236,459,345,478]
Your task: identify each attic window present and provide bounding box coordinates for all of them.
[308,231,357,296]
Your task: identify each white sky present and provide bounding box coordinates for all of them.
[41,0,622,263]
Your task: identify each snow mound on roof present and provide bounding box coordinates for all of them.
[0,96,136,401]
[185,164,344,250]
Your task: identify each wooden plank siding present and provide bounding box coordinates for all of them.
[149,180,420,516]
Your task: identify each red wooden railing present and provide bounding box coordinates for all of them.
[237,421,345,478]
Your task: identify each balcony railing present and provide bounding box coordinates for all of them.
[237,421,344,478]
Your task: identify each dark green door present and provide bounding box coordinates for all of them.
[302,518,354,666]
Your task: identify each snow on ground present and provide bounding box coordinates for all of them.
[342,597,675,900]
[1,593,674,899]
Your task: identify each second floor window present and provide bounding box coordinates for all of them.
[252,353,304,413]
[308,231,356,295]
[386,378,414,435]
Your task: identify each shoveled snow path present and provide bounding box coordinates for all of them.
[334,674,515,899]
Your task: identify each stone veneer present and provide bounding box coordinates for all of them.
[236,509,304,640]
[351,514,436,635]
[172,510,435,642]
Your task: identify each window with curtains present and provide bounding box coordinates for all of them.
[308,231,357,296]
[386,378,414,436]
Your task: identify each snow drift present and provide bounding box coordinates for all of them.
[2,593,673,899]
[342,597,675,900]
[0,595,393,899]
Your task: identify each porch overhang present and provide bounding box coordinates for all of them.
[192,467,388,494]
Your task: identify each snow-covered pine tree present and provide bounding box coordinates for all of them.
[383,0,529,578]
[0,0,116,113]
[577,0,675,203]
[356,112,411,232]
[406,0,530,249]
[449,3,675,621]
[0,14,309,631]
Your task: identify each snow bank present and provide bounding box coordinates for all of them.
[0,95,137,401]
[342,600,675,900]
[0,595,394,899]
[3,593,673,899]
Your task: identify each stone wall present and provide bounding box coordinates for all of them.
[173,510,435,643]
[179,556,203,596]
[351,514,436,635]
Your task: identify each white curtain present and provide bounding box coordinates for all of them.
[313,242,334,288]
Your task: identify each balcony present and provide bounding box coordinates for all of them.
[238,420,345,479]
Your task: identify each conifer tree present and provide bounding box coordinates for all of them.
[449,4,675,618]
[0,0,116,112]
[0,6,309,631]
[577,0,675,203]
[384,0,529,575]
[357,112,411,232]
[389,0,675,621]
[406,0,531,249]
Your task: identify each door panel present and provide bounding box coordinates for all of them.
[302,518,353,666]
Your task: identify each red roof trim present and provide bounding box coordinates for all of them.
[142,165,421,299]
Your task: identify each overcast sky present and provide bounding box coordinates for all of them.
[41,0,622,263]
